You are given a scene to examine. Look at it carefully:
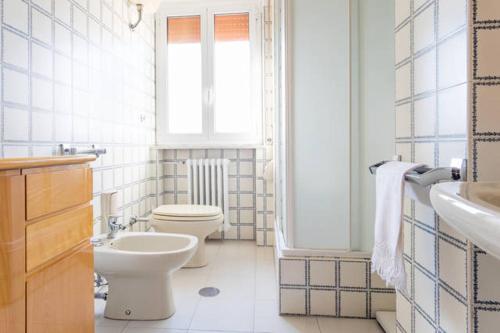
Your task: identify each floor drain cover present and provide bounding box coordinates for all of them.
[199,287,220,297]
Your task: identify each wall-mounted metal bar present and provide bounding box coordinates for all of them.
[369,158,467,187]
[58,144,107,157]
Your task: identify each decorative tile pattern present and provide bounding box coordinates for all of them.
[157,148,275,243]
[471,1,500,329]
[394,0,470,332]
[278,256,395,318]
[0,0,156,233]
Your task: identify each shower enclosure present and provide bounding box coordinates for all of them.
[273,0,395,255]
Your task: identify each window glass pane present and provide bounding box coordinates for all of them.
[167,16,202,134]
[214,13,252,134]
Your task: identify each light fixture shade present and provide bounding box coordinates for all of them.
[129,0,161,14]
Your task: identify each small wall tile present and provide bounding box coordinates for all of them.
[474,83,500,135]
[414,202,435,228]
[475,252,500,303]
[476,309,500,333]
[438,0,466,38]
[3,107,29,141]
[396,103,412,138]
[32,8,53,45]
[395,0,411,27]
[280,259,306,286]
[414,142,436,167]
[438,218,467,243]
[3,68,29,105]
[439,239,467,298]
[414,268,436,320]
[396,293,412,333]
[475,26,500,78]
[414,4,435,53]
[339,291,367,318]
[280,288,307,315]
[396,63,412,101]
[396,143,412,162]
[4,0,29,33]
[339,261,367,289]
[438,142,466,168]
[396,23,411,63]
[414,226,436,275]
[310,260,335,287]
[474,140,500,181]
[438,29,467,89]
[475,0,500,22]
[32,42,53,78]
[438,84,467,136]
[414,95,436,137]
[414,50,436,95]
[415,309,436,333]
[439,287,467,333]
[2,29,29,69]
[310,289,336,316]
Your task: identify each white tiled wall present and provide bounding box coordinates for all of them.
[0,0,157,231]
[470,1,500,331]
[396,0,500,332]
[394,0,469,332]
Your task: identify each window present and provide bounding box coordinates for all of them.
[157,2,263,146]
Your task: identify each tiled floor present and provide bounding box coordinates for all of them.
[95,241,383,333]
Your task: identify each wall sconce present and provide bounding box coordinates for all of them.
[128,0,161,31]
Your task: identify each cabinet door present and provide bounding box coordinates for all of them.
[27,243,94,333]
[0,172,25,333]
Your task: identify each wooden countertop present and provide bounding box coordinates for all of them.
[0,155,97,171]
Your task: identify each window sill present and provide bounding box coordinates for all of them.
[152,143,266,150]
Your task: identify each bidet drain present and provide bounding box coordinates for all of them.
[199,287,220,297]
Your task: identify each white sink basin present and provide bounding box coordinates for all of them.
[430,182,500,259]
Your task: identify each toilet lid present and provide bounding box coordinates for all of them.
[153,204,222,218]
[152,213,223,222]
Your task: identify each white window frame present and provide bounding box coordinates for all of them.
[156,0,263,147]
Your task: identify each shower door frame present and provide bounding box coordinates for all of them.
[274,0,354,251]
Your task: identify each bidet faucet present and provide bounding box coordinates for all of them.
[107,215,125,239]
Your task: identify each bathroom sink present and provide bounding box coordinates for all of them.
[430,182,500,259]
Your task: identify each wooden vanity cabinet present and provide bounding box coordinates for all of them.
[0,156,96,333]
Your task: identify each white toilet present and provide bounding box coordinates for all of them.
[94,232,198,320]
[151,204,224,268]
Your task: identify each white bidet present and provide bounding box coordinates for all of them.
[94,232,198,320]
[150,205,224,268]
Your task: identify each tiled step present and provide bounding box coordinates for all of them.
[376,311,396,333]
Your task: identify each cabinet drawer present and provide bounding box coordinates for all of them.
[26,205,93,272]
[26,167,92,220]
[27,243,94,333]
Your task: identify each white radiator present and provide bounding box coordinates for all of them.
[186,159,230,231]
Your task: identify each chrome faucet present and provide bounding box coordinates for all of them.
[106,215,150,239]
[107,215,125,239]
[129,216,150,225]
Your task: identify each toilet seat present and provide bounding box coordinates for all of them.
[153,204,222,218]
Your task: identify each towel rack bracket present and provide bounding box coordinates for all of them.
[369,157,467,186]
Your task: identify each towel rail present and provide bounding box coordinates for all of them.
[58,144,107,157]
[369,157,467,187]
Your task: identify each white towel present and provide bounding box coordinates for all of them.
[371,161,424,291]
